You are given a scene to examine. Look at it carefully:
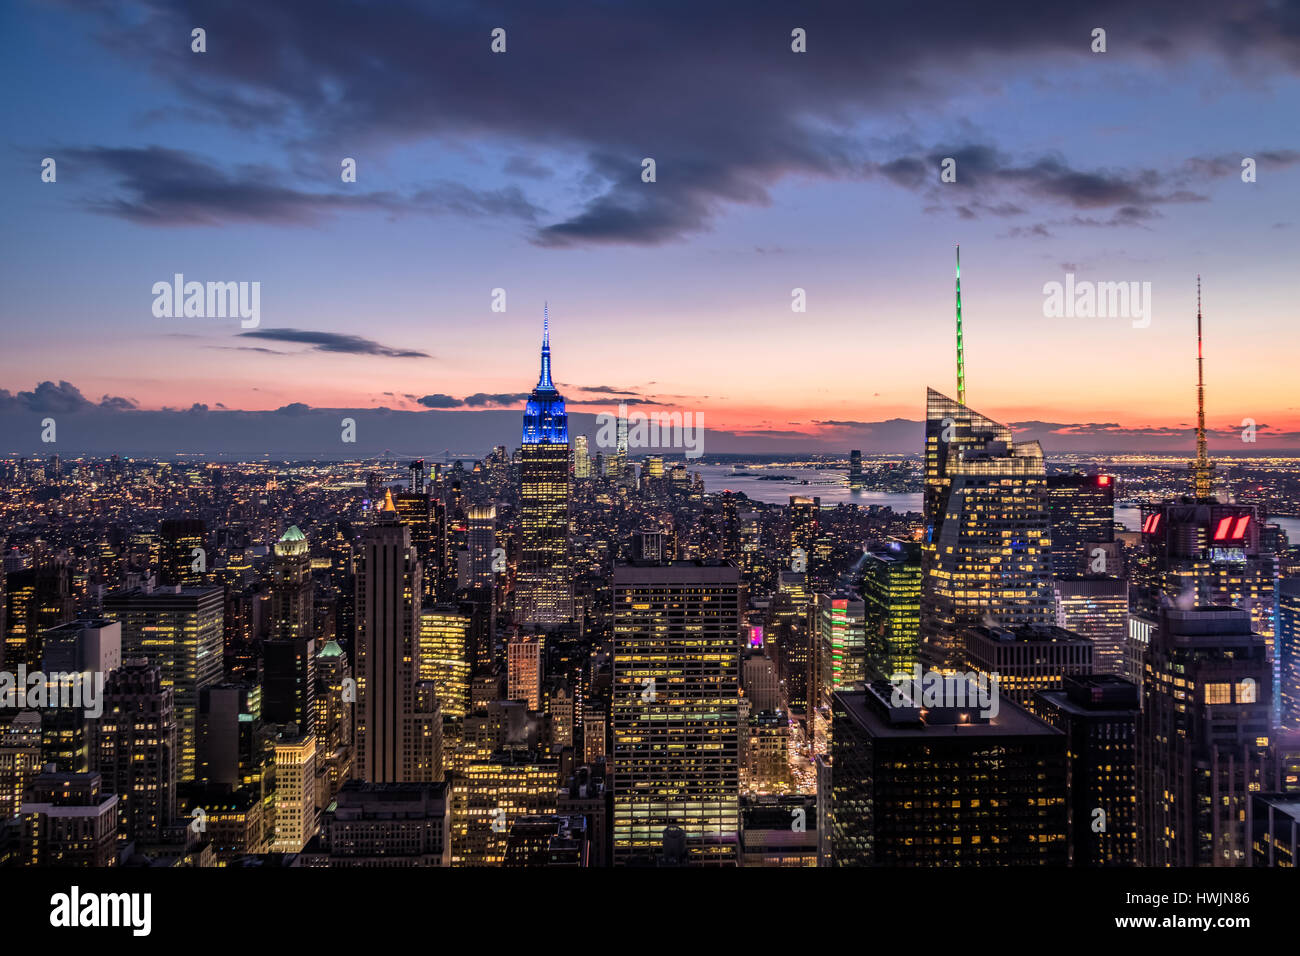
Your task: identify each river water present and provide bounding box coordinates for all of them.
[695,464,1299,542]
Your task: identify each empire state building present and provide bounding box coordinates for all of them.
[516,307,573,624]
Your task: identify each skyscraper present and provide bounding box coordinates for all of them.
[90,659,177,844]
[921,392,1055,666]
[1137,605,1272,866]
[269,526,313,642]
[466,504,497,590]
[355,492,429,783]
[516,308,573,624]
[507,632,543,710]
[159,518,207,588]
[573,435,591,479]
[1046,473,1115,577]
[830,682,1067,866]
[1032,674,1139,867]
[861,540,922,681]
[104,585,224,782]
[1281,579,1300,730]
[848,449,863,490]
[612,561,742,865]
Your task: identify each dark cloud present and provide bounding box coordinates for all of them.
[461,392,533,407]
[417,393,463,409]
[239,328,430,358]
[0,380,136,413]
[67,1,1300,245]
[66,146,541,227]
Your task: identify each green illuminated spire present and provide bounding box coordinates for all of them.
[956,244,966,405]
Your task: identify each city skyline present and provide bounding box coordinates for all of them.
[3,1,1300,453]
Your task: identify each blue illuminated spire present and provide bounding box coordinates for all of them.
[538,302,554,390]
[522,303,567,444]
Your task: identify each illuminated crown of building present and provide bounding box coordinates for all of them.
[522,303,568,445]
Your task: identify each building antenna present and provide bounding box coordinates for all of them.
[1192,275,1214,500]
[956,244,966,405]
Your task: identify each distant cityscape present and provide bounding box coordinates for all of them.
[2,292,1299,870]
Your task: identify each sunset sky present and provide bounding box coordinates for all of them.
[2,1,1299,453]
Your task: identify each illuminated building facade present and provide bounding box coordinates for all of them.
[90,660,177,844]
[271,730,317,853]
[862,540,922,681]
[612,561,742,865]
[269,525,313,642]
[830,683,1068,866]
[1137,605,1273,867]
[417,606,473,719]
[1053,576,1128,676]
[1282,579,1300,730]
[1034,674,1139,867]
[104,585,224,782]
[355,494,429,783]
[517,310,573,625]
[962,623,1094,709]
[921,391,1055,667]
[1046,473,1115,577]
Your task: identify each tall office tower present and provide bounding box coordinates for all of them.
[517,309,573,624]
[962,623,1094,710]
[508,632,544,710]
[417,606,473,719]
[197,682,265,791]
[262,636,316,732]
[771,571,813,713]
[0,711,42,822]
[1046,474,1115,577]
[788,496,819,565]
[269,526,313,642]
[1138,606,1272,867]
[452,747,559,865]
[1281,579,1300,729]
[612,561,743,865]
[813,593,867,741]
[466,504,497,589]
[90,660,177,844]
[615,406,629,474]
[1034,674,1139,867]
[354,493,427,783]
[408,459,425,494]
[20,769,119,867]
[720,492,742,563]
[1131,502,1276,659]
[848,450,863,490]
[393,487,445,603]
[861,540,922,681]
[305,780,451,867]
[830,683,1068,866]
[313,640,354,803]
[921,393,1055,667]
[159,518,207,587]
[271,729,317,853]
[573,435,591,479]
[1054,576,1128,676]
[40,618,122,674]
[644,456,665,479]
[4,560,74,669]
[104,585,224,782]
